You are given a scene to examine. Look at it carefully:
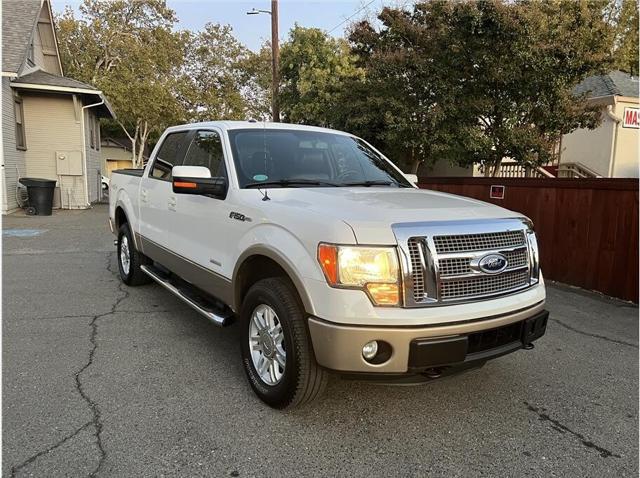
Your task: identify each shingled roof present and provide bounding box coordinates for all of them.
[2,0,42,73]
[12,69,99,91]
[574,70,640,99]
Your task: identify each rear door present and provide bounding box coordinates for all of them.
[138,130,191,252]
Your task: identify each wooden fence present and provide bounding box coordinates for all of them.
[418,177,639,302]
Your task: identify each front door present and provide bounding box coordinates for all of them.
[171,129,235,297]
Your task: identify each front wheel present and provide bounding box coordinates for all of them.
[240,277,329,409]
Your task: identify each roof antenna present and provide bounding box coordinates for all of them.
[261,121,270,201]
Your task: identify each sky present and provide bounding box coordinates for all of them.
[54,0,406,51]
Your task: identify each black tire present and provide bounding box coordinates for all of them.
[117,223,152,286]
[240,277,329,409]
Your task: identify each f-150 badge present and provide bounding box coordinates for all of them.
[229,212,252,222]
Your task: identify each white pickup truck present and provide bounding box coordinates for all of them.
[109,121,548,409]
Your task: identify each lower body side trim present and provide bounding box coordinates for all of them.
[138,235,234,309]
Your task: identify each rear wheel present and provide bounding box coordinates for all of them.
[240,277,329,409]
[117,223,151,286]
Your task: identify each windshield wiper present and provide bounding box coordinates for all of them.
[245,179,339,189]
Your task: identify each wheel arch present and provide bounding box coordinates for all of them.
[233,246,315,315]
[113,193,141,250]
[115,205,128,229]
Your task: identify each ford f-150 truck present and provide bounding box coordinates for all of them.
[109,121,548,409]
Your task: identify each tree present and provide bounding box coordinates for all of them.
[347,1,614,175]
[57,0,188,167]
[347,6,454,173]
[279,26,363,126]
[239,44,273,120]
[608,0,639,73]
[181,23,255,122]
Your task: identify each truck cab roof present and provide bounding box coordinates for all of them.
[163,121,353,137]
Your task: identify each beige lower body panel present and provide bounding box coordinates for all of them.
[308,301,545,373]
[138,235,234,308]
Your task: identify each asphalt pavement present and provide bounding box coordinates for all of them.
[2,205,638,477]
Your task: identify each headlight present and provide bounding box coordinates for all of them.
[317,244,400,306]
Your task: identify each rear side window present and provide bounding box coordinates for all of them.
[183,130,226,177]
[151,132,189,180]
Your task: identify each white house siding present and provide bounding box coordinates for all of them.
[1,77,27,213]
[35,4,62,75]
[22,93,87,208]
[560,112,615,177]
[84,109,102,203]
[612,99,640,178]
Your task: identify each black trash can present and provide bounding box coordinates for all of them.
[19,178,57,216]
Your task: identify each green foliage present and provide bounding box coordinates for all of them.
[609,0,640,73]
[56,0,628,175]
[181,23,256,122]
[238,44,273,120]
[57,0,187,166]
[346,0,614,174]
[279,26,363,126]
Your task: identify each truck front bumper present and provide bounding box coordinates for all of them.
[308,302,547,374]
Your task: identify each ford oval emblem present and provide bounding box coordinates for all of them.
[478,253,508,274]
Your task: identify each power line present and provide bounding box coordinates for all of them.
[327,0,379,34]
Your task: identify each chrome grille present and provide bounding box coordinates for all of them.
[439,247,529,278]
[408,238,425,301]
[503,248,528,269]
[395,219,536,307]
[440,269,530,300]
[433,230,525,254]
[439,257,471,276]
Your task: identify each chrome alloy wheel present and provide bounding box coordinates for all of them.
[120,235,131,275]
[249,304,286,385]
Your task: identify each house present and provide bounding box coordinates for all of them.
[559,70,639,178]
[101,137,133,179]
[1,0,115,214]
[100,137,149,179]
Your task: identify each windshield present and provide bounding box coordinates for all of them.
[227,129,412,188]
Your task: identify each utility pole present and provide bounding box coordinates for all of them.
[247,1,280,122]
[270,0,280,122]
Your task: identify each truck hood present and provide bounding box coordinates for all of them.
[267,187,520,244]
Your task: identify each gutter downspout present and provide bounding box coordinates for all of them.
[606,102,622,178]
[81,98,104,207]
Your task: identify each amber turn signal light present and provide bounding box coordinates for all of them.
[365,283,399,306]
[317,243,338,284]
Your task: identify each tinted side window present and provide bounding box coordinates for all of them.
[151,132,188,179]
[183,131,226,177]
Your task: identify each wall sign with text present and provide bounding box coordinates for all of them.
[490,185,505,199]
[622,107,640,129]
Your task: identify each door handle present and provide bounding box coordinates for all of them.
[168,196,176,211]
[141,188,148,203]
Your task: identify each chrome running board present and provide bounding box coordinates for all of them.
[141,264,233,327]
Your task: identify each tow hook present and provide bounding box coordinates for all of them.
[424,367,443,379]
[524,343,535,350]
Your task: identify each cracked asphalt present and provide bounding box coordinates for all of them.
[3,205,638,477]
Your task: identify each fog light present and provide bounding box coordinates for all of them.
[362,340,379,361]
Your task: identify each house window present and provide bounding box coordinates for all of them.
[89,113,95,149]
[14,99,26,150]
[95,117,100,151]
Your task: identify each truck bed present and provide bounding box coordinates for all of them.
[112,168,144,177]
